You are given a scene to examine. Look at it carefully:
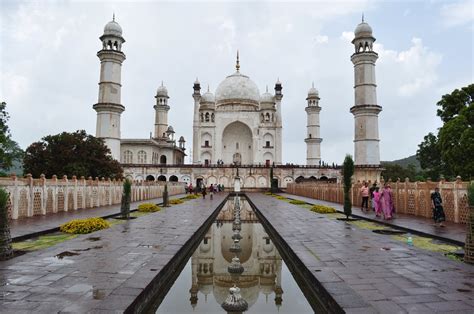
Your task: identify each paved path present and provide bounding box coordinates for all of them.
[281,192,466,245]
[10,193,185,240]
[248,193,474,313]
[0,193,226,313]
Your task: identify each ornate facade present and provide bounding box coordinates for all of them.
[192,53,282,166]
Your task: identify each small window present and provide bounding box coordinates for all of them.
[236,142,239,149]
[205,140,209,147]
[204,238,208,245]
[265,238,270,245]
[266,141,270,147]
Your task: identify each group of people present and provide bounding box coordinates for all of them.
[360,182,446,227]
[185,183,225,200]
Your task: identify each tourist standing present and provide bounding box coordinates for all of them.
[373,187,382,217]
[360,182,369,212]
[202,186,207,199]
[210,184,214,200]
[431,187,446,227]
[188,183,193,194]
[381,184,394,220]
[369,183,377,211]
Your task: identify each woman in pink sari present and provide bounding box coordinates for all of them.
[373,187,382,217]
[381,184,394,220]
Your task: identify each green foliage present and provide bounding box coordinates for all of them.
[417,84,474,180]
[289,199,306,205]
[310,204,336,214]
[381,162,420,182]
[23,130,123,178]
[343,154,354,218]
[137,203,161,212]
[169,198,184,205]
[182,194,199,200]
[468,182,474,207]
[275,196,286,200]
[0,102,23,171]
[121,179,132,219]
[60,217,110,234]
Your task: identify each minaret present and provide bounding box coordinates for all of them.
[154,82,170,139]
[192,78,201,164]
[93,15,126,160]
[350,17,382,182]
[274,79,283,165]
[305,83,322,165]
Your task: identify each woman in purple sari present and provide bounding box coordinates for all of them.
[381,184,394,220]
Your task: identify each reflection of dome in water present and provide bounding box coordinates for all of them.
[213,281,260,309]
[221,223,253,264]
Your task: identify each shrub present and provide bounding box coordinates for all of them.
[311,205,337,214]
[137,203,160,212]
[343,154,354,219]
[468,182,474,207]
[60,217,110,234]
[169,198,184,205]
[275,196,286,200]
[182,194,199,200]
[289,199,306,205]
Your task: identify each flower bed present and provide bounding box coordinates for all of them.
[138,203,161,212]
[60,217,110,234]
[310,204,337,214]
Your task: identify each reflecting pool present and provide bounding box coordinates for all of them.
[156,196,313,313]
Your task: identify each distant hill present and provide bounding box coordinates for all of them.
[382,155,421,171]
[0,158,23,176]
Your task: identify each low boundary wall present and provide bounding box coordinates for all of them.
[0,175,184,220]
[287,179,470,224]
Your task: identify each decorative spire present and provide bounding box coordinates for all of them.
[362,12,364,22]
[207,84,210,92]
[236,50,240,72]
[312,82,314,88]
[266,85,269,93]
[161,81,164,87]
[113,13,115,22]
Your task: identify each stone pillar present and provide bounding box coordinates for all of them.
[26,174,33,217]
[40,174,46,215]
[192,79,201,164]
[305,84,322,165]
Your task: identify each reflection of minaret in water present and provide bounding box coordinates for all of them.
[189,256,199,310]
[274,256,283,311]
[222,195,248,313]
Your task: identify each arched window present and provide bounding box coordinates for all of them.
[123,150,133,163]
[205,112,210,122]
[211,113,215,122]
[137,150,147,164]
[200,113,204,122]
[265,113,270,121]
[113,41,118,50]
[160,155,167,164]
[146,175,155,181]
[158,175,166,181]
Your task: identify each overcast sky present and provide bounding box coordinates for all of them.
[1,0,473,165]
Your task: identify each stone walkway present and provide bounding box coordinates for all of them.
[0,193,226,313]
[10,193,185,240]
[248,193,474,313]
[281,192,466,245]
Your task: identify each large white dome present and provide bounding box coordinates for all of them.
[215,71,260,105]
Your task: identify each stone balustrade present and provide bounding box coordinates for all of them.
[0,174,184,220]
[287,178,470,224]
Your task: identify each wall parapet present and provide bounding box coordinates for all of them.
[0,175,184,220]
[286,178,470,224]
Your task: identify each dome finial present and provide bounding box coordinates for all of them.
[312,81,314,88]
[362,12,364,22]
[161,81,164,87]
[266,85,268,93]
[236,50,240,72]
[207,84,210,92]
[113,13,115,21]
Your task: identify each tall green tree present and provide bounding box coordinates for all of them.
[0,188,13,260]
[342,154,354,219]
[23,130,123,178]
[0,102,23,172]
[417,84,474,180]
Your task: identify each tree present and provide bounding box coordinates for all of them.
[417,84,474,180]
[342,154,354,219]
[120,179,131,219]
[0,102,23,172]
[0,188,13,260]
[381,162,419,182]
[23,130,123,178]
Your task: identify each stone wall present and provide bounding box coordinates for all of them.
[0,175,184,220]
[286,178,470,224]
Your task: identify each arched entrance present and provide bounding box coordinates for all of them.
[146,175,155,181]
[158,175,166,181]
[169,175,178,182]
[222,121,253,165]
[160,155,167,164]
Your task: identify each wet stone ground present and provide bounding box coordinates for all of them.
[0,194,226,313]
[249,193,474,313]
